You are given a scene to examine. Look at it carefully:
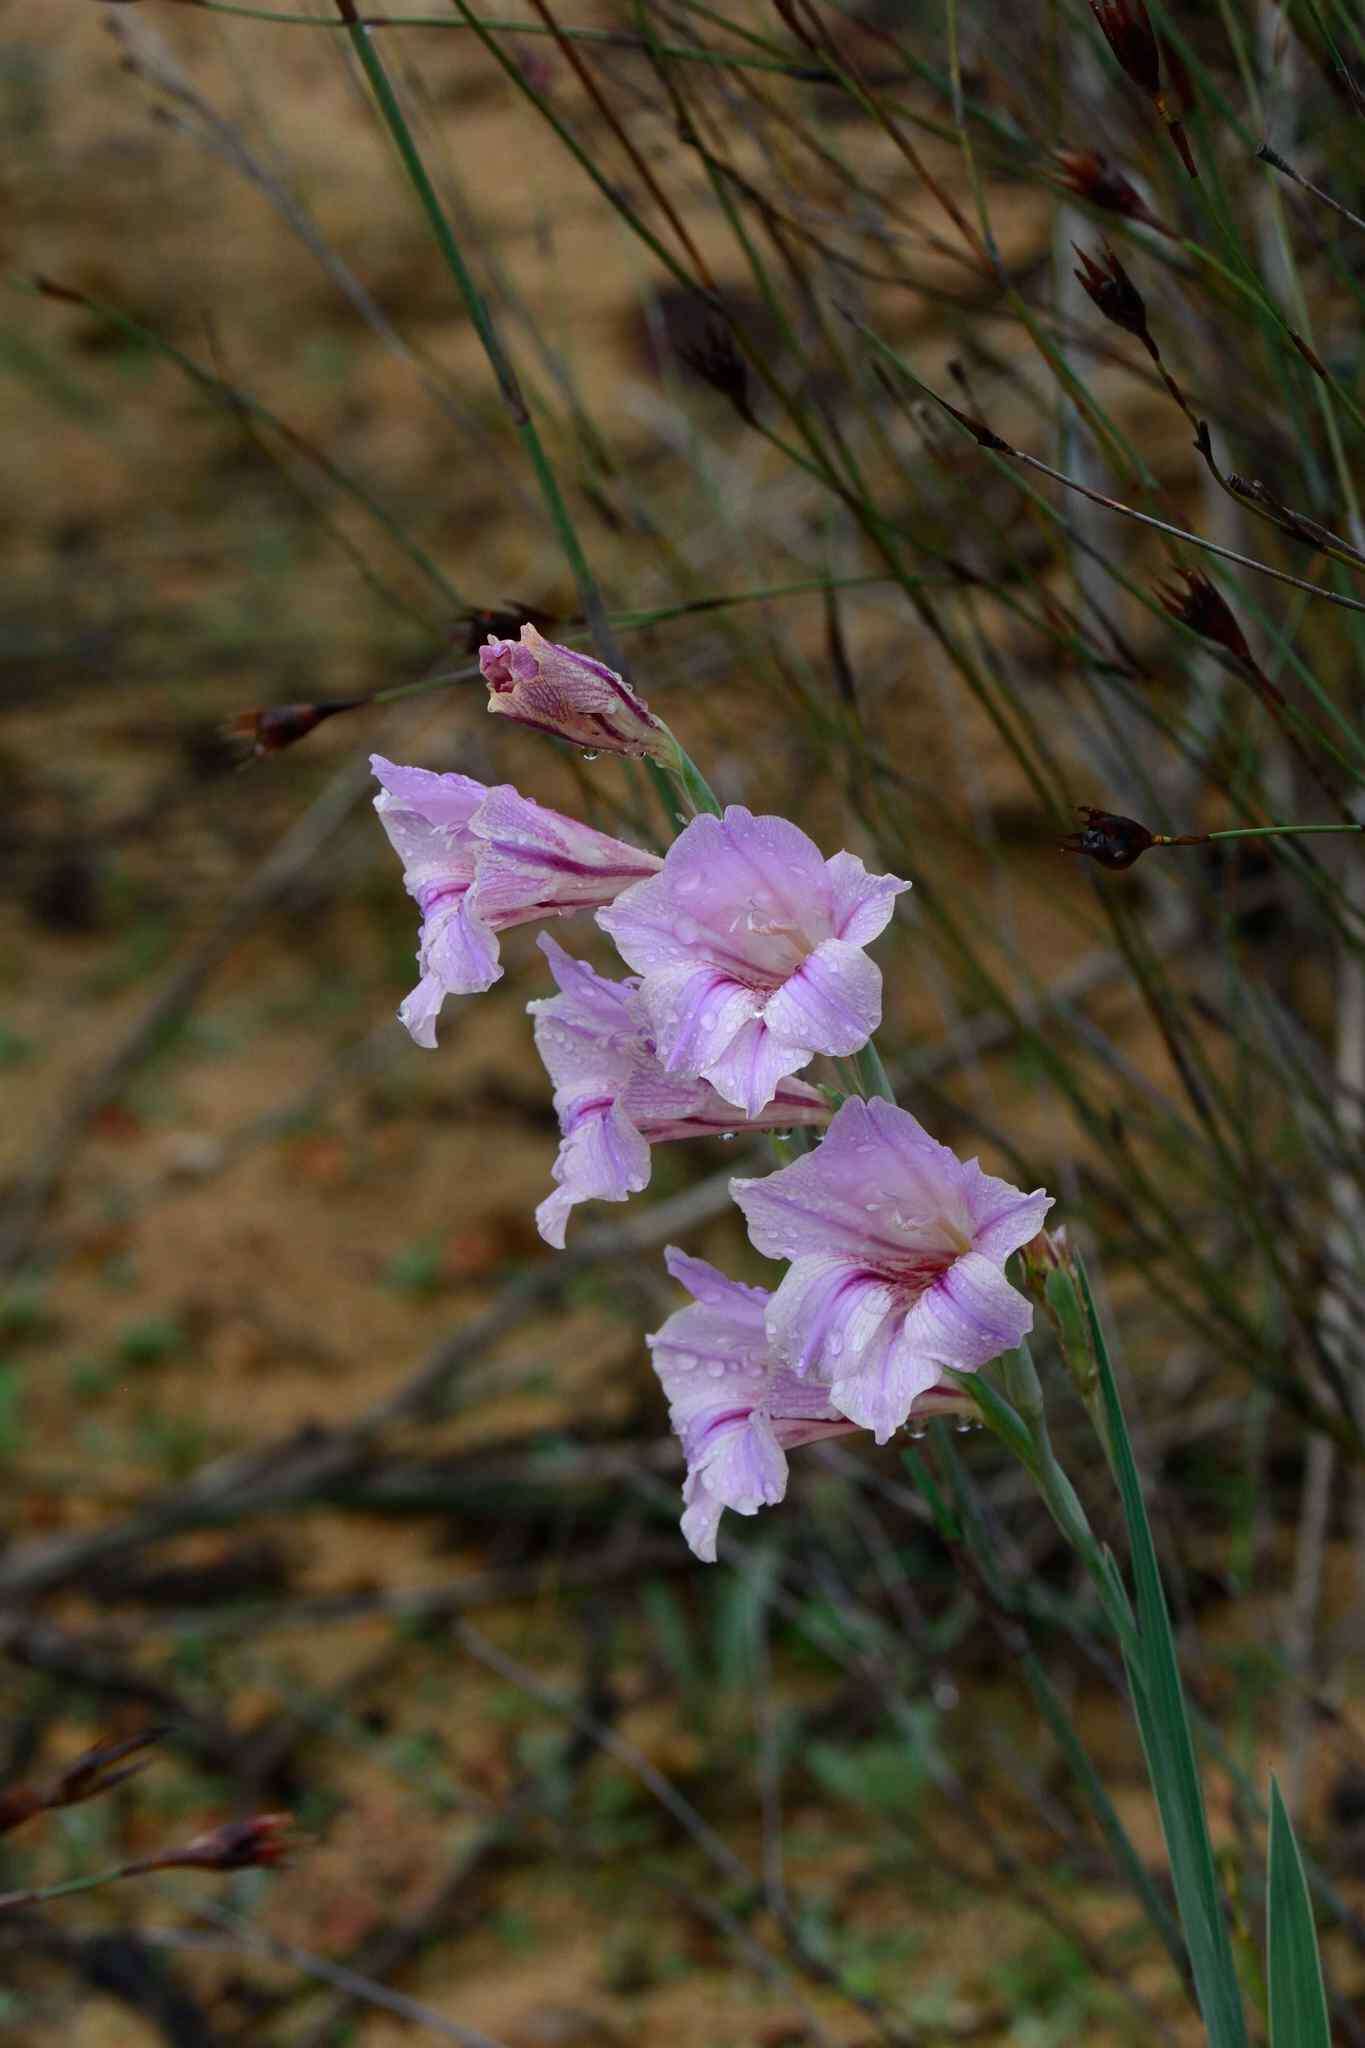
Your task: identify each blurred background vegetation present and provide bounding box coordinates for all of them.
[2,1,1364,2041]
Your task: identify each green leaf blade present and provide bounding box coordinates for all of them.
[1268,1776,1332,2048]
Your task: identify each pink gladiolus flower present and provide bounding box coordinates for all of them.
[372,756,661,1049]
[732,1098,1052,1444]
[530,937,828,1247]
[649,1247,966,1561]
[479,623,674,761]
[597,808,909,1119]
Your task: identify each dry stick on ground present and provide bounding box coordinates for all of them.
[450,1619,887,2048]
[281,1620,624,2048]
[0,752,376,1280]
[157,1911,512,2048]
[0,1170,738,1607]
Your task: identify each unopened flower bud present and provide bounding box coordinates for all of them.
[1089,0,1160,96]
[479,623,676,762]
[0,1728,164,1836]
[1156,569,1253,663]
[1060,806,1156,869]
[151,1812,293,1872]
[1054,150,1173,236]
[229,700,363,759]
[1072,242,1151,346]
[1088,2,1198,175]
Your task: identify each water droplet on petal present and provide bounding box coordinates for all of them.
[719,1131,736,1143]
[954,1418,978,1435]
[580,750,599,762]
[906,1423,928,1441]
[677,871,701,896]
[676,917,699,945]
[827,1332,843,1357]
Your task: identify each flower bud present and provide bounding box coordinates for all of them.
[1156,570,1253,664]
[1072,242,1151,346]
[479,623,675,762]
[1054,150,1173,236]
[1089,0,1160,97]
[150,1813,293,1872]
[0,1728,164,1836]
[1088,2,1197,176]
[1060,806,1156,869]
[229,701,363,759]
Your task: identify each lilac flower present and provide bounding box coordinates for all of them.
[372,756,661,1049]
[530,937,827,1247]
[732,1098,1052,1444]
[479,623,674,761]
[649,1248,966,1561]
[596,808,909,1119]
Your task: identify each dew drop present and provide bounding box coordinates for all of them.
[954,1418,978,1435]
[675,917,699,945]
[906,1423,928,1441]
[677,871,701,896]
[707,1359,727,1377]
[580,749,600,762]
[719,1131,736,1143]
[827,1333,844,1357]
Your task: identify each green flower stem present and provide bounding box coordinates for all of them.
[850,1040,897,1104]
[1195,824,1362,844]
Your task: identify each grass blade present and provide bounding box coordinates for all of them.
[1267,1776,1332,2048]
[1077,1259,1250,2048]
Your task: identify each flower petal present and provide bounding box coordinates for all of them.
[824,848,909,945]
[827,1314,948,1444]
[599,808,832,982]
[764,1252,903,1380]
[700,1017,810,1119]
[760,938,882,1057]
[735,1097,997,1267]
[470,785,660,929]
[899,1249,1034,1370]
[398,895,502,1047]
[662,1246,771,1316]
[636,962,764,1079]
[959,1161,1054,1263]
[535,1099,650,1247]
[371,754,488,855]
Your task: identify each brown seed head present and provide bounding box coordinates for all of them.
[673,318,753,421]
[228,701,364,759]
[154,1813,294,1873]
[1156,569,1252,663]
[1060,805,1156,870]
[1089,0,1161,98]
[0,1729,165,1836]
[1054,151,1171,234]
[1072,242,1150,342]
